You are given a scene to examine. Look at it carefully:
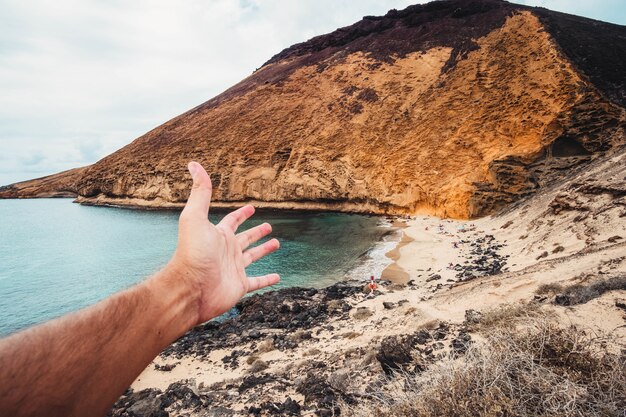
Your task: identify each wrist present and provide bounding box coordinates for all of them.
[143,263,201,344]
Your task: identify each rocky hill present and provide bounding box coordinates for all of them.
[2,0,625,218]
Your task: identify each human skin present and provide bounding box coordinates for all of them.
[0,161,281,417]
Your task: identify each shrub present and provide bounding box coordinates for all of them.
[342,320,625,417]
[469,302,542,330]
[555,275,626,306]
[536,282,564,295]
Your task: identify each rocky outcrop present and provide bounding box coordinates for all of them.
[0,168,81,199]
[2,0,625,218]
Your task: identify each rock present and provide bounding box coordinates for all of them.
[296,374,337,407]
[248,397,301,416]
[122,389,168,417]
[162,281,365,359]
[238,374,276,394]
[464,309,482,324]
[608,235,623,243]
[433,323,449,340]
[413,330,431,345]
[316,408,334,417]
[163,382,202,410]
[281,397,302,415]
[382,301,395,310]
[426,274,442,282]
[500,220,514,229]
[552,245,565,253]
[154,363,177,372]
[376,335,417,375]
[536,251,549,260]
[451,332,472,354]
[4,1,625,221]
[615,299,626,311]
[204,406,236,417]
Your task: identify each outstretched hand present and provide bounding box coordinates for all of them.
[167,161,280,324]
[0,160,281,417]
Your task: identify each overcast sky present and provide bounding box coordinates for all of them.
[1,0,624,186]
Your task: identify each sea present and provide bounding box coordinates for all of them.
[0,199,397,336]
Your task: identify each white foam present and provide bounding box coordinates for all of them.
[344,219,402,282]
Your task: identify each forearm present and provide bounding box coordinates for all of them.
[0,265,198,417]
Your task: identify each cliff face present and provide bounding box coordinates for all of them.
[2,0,625,218]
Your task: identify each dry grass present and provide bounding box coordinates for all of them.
[469,301,543,330]
[353,307,374,320]
[555,275,626,306]
[536,282,564,295]
[342,319,625,417]
[246,354,260,365]
[256,339,275,353]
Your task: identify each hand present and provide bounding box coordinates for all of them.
[166,161,280,324]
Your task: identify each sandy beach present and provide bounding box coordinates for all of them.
[116,148,626,416]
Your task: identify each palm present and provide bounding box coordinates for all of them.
[172,162,280,323]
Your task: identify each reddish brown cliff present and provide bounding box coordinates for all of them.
[2,0,625,218]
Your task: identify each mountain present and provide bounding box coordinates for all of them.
[2,0,625,218]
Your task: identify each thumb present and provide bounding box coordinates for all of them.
[183,161,212,218]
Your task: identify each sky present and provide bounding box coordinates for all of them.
[1,0,625,186]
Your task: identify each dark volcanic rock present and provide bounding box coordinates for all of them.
[108,388,168,417]
[248,397,302,416]
[464,309,483,325]
[451,331,472,355]
[296,373,339,408]
[161,382,203,410]
[265,0,514,73]
[163,281,362,359]
[154,363,177,372]
[455,233,508,281]
[376,333,428,375]
[239,374,277,394]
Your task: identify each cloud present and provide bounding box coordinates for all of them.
[0,0,623,186]
[0,0,418,185]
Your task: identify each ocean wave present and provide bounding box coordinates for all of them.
[344,220,402,282]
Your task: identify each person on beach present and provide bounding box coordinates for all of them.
[368,275,378,293]
[0,162,281,417]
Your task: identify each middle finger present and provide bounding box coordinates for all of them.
[236,222,272,250]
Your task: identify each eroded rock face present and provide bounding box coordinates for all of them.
[2,0,625,218]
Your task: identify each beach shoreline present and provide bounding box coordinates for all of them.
[118,148,626,415]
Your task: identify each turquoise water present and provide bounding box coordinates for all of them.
[0,199,390,336]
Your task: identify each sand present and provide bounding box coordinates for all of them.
[129,149,626,414]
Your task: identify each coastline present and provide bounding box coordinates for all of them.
[343,217,402,283]
[121,167,626,414]
[74,195,417,216]
[380,216,481,287]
